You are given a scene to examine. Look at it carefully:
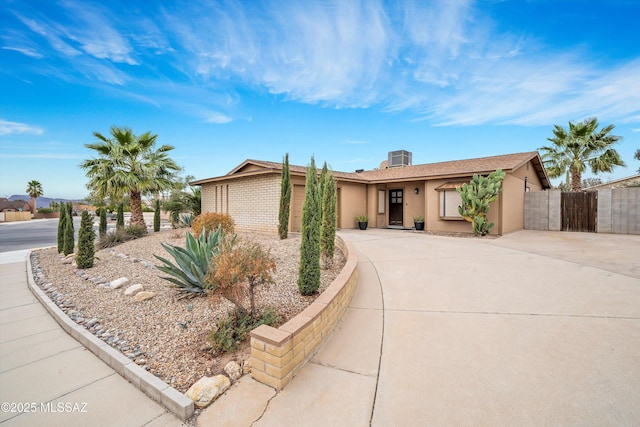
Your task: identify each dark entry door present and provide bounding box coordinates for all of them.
[389,189,403,226]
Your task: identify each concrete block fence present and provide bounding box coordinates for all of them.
[524,188,639,234]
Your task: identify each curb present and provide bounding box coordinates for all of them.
[25,252,194,420]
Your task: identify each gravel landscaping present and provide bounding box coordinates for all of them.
[29,229,345,394]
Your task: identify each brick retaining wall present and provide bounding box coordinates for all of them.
[249,235,358,390]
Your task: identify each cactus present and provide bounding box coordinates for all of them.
[457,169,506,236]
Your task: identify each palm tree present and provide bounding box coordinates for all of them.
[26,180,43,213]
[80,126,181,229]
[540,117,625,191]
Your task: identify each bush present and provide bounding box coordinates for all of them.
[99,208,107,238]
[191,212,235,237]
[205,237,275,315]
[153,199,161,232]
[154,228,223,294]
[298,156,321,295]
[57,203,67,253]
[76,210,95,268]
[96,224,148,249]
[38,208,54,214]
[63,202,74,255]
[208,307,280,353]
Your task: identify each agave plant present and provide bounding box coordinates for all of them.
[154,227,222,294]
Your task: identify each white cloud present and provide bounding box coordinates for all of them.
[0,120,44,136]
[205,112,232,124]
[1,46,43,58]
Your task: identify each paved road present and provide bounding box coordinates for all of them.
[0,219,79,252]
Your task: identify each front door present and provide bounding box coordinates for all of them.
[389,189,403,226]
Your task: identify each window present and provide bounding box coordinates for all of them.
[378,190,385,214]
[436,181,467,220]
[439,190,463,219]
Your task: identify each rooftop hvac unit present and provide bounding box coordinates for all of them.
[388,150,412,168]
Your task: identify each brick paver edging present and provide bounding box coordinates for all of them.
[25,254,194,420]
[249,234,358,390]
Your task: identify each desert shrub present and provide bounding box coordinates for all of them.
[177,213,194,228]
[63,202,74,255]
[99,208,107,238]
[97,224,148,249]
[126,223,147,238]
[298,156,321,295]
[205,237,275,315]
[116,203,124,229]
[154,228,223,294]
[57,203,67,253]
[208,307,280,353]
[191,212,235,237]
[153,199,160,232]
[320,166,336,269]
[76,210,95,268]
[38,208,54,214]
[278,153,291,239]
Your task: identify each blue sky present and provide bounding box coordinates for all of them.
[1,0,639,200]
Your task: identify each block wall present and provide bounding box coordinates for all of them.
[249,236,358,390]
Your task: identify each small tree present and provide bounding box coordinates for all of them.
[278,153,292,239]
[57,203,67,253]
[63,202,75,255]
[298,156,321,295]
[206,238,276,316]
[76,210,95,268]
[457,169,506,236]
[99,208,107,238]
[116,203,124,229]
[320,167,337,269]
[154,199,161,232]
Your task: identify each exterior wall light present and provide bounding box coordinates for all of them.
[414,187,419,194]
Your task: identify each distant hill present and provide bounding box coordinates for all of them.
[7,195,86,209]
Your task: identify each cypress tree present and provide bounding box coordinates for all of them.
[154,199,161,232]
[76,210,95,268]
[320,169,337,269]
[278,153,292,239]
[57,203,67,253]
[99,207,107,238]
[298,156,321,295]
[116,203,124,229]
[63,202,74,255]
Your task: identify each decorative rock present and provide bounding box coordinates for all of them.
[134,291,156,302]
[185,375,231,408]
[124,284,144,296]
[110,277,129,289]
[242,359,252,375]
[224,361,242,381]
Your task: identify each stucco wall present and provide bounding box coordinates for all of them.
[201,174,281,234]
[340,182,367,229]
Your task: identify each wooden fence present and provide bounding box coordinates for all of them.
[561,191,597,232]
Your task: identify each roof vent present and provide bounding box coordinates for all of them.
[355,168,364,173]
[388,150,412,168]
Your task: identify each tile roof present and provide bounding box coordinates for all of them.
[191,151,550,188]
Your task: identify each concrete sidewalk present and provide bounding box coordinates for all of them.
[202,229,640,426]
[0,252,185,427]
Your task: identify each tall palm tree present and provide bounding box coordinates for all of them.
[26,180,43,213]
[81,126,181,229]
[540,117,625,191]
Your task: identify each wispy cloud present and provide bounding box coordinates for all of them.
[0,153,82,160]
[344,139,369,145]
[205,112,232,124]
[2,0,638,128]
[0,120,44,136]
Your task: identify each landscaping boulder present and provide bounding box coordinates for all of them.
[110,277,129,289]
[124,284,144,296]
[185,375,231,408]
[134,291,156,302]
[224,361,242,381]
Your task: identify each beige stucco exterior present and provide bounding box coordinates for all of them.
[192,152,550,236]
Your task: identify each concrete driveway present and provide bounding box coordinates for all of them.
[202,229,640,426]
